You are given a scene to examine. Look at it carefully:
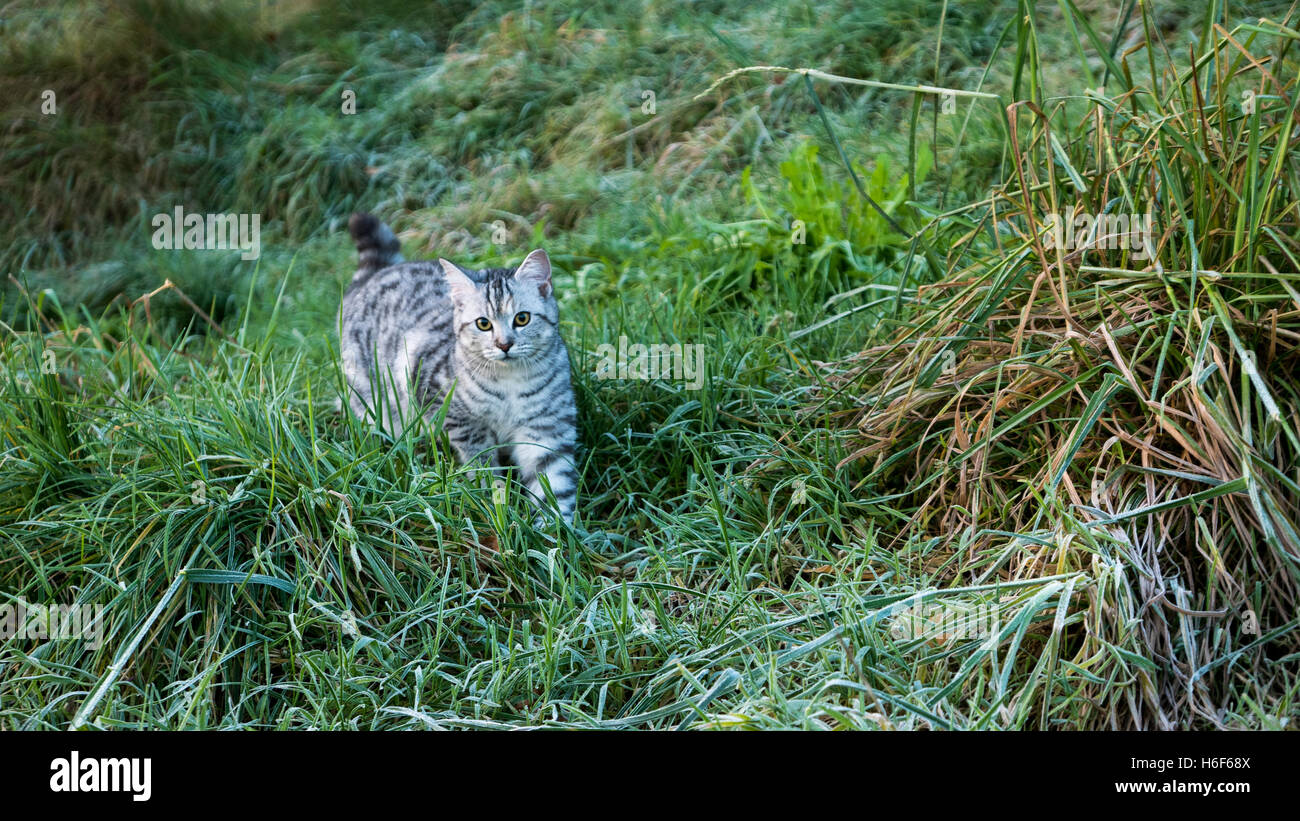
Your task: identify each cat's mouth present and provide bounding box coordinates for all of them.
[484,348,530,364]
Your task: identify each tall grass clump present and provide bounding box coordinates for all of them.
[792,3,1300,727]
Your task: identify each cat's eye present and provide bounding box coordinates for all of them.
[474,317,492,332]
[512,312,531,328]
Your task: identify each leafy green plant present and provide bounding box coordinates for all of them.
[742,140,932,281]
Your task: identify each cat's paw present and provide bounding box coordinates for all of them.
[529,511,553,530]
[528,506,576,532]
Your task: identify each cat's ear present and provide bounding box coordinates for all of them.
[439,259,477,308]
[514,249,552,299]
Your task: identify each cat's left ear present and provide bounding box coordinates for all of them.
[515,249,552,299]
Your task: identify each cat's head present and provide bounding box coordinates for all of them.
[439,249,560,366]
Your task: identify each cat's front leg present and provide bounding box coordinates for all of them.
[510,439,578,525]
[442,414,498,479]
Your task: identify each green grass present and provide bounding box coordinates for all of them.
[2,0,1299,729]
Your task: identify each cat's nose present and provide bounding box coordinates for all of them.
[495,339,513,353]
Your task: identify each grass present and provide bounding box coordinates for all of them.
[1,0,1298,729]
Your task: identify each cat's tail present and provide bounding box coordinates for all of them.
[348,212,403,274]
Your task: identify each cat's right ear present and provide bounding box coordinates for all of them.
[439,259,476,309]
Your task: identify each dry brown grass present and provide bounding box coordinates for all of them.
[807,12,1300,727]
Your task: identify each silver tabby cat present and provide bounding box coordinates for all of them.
[340,213,578,524]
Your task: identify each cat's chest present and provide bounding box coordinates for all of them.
[470,373,549,432]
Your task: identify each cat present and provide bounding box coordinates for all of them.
[339,212,578,525]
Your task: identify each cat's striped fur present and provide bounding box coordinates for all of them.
[340,213,578,524]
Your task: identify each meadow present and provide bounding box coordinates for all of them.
[1,0,1298,730]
